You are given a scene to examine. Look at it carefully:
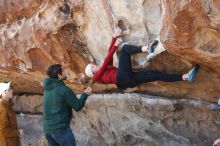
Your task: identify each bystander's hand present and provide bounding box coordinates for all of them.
[19,129,24,136]
[213,138,220,146]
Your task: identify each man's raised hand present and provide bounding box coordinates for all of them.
[84,87,92,95]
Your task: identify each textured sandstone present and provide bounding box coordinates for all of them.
[0,0,219,100]
[17,94,220,146]
[0,0,220,145]
[161,0,220,74]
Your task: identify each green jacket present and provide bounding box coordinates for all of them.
[43,78,88,134]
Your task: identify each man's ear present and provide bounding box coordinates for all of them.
[57,73,62,80]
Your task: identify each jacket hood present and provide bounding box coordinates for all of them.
[43,78,65,91]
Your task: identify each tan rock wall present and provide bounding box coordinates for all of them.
[161,0,220,74]
[0,0,220,145]
[16,94,220,146]
[0,0,219,101]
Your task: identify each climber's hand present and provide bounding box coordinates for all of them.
[113,27,122,38]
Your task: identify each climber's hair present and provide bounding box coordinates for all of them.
[47,64,62,79]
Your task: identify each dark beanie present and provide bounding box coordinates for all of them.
[47,64,62,79]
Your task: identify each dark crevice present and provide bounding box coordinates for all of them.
[16,111,42,115]
[15,93,43,96]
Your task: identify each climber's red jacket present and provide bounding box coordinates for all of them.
[93,37,118,84]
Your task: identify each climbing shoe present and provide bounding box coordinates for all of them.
[187,64,200,82]
[147,40,158,54]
